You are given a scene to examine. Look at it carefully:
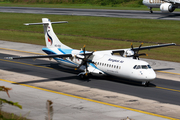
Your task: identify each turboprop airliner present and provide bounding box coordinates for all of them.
[5,18,176,86]
[143,0,180,13]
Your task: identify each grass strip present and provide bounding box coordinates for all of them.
[0,12,179,62]
[1,111,30,120]
[1,2,180,12]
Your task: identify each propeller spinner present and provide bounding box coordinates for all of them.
[127,43,148,60]
[75,45,95,76]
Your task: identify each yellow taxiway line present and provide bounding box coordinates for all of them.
[156,86,180,92]
[156,71,180,76]
[0,78,179,120]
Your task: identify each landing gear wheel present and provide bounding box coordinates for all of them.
[145,81,150,87]
[149,7,153,13]
[78,72,89,80]
[80,74,86,79]
[142,81,150,87]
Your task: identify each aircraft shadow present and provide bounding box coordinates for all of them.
[13,76,80,85]
[157,13,180,19]
[90,75,156,87]
[14,63,156,87]
[154,68,175,71]
[34,63,81,74]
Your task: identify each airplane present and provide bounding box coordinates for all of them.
[5,18,176,86]
[142,0,180,13]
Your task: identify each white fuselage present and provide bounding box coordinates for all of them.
[143,0,163,8]
[143,0,180,9]
[43,47,156,83]
[92,54,156,82]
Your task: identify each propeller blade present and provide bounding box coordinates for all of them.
[131,43,134,50]
[137,43,143,54]
[129,43,147,60]
[76,60,86,70]
[138,53,147,56]
[86,51,95,59]
[83,45,86,55]
[75,45,96,77]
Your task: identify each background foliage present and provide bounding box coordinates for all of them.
[1,0,143,6]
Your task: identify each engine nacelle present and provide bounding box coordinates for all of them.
[160,3,175,13]
[124,50,134,57]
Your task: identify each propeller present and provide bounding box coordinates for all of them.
[75,45,95,76]
[130,43,148,60]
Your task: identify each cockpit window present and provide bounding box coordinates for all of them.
[136,65,141,69]
[147,65,152,69]
[133,65,137,69]
[133,65,152,69]
[142,65,148,69]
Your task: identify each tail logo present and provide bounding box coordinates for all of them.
[47,32,53,46]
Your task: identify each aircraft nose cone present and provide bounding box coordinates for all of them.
[146,70,156,80]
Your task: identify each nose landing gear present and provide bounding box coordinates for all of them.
[142,81,150,87]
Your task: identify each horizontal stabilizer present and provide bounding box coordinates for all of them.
[24,21,68,26]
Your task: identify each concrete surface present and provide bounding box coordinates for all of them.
[0,80,169,120]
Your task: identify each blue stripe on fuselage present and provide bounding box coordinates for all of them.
[42,48,56,55]
[42,48,77,65]
[42,48,100,71]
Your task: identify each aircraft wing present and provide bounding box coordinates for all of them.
[4,52,93,60]
[112,43,176,54]
[5,54,73,60]
[131,43,176,51]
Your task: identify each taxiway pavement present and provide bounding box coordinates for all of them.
[1,6,180,20]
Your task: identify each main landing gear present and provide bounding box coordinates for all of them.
[142,81,150,87]
[149,7,153,13]
[78,72,90,80]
